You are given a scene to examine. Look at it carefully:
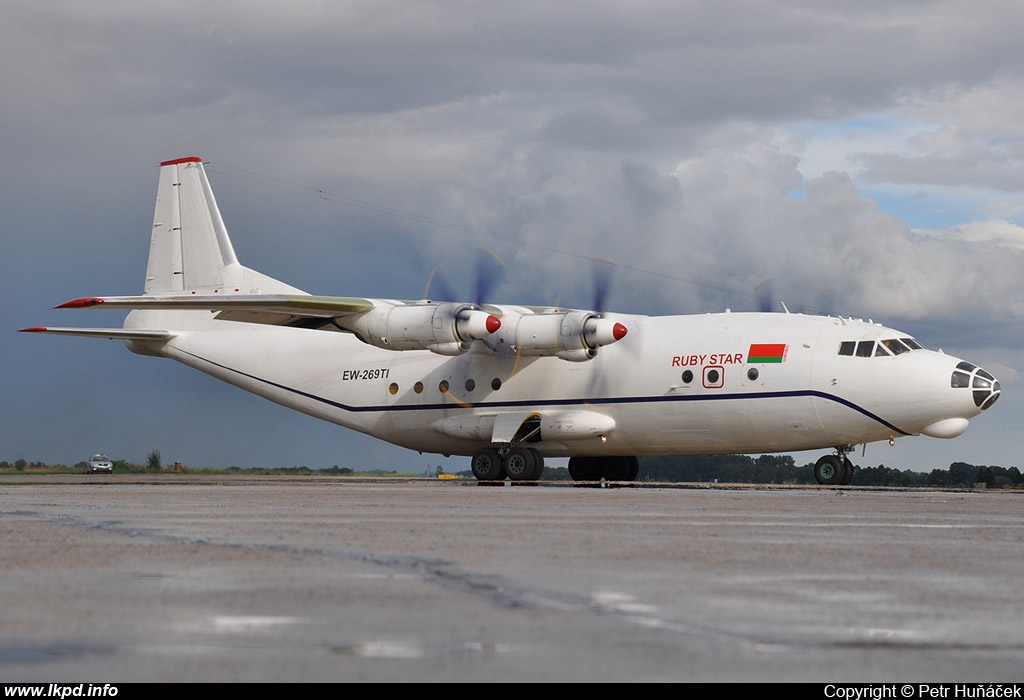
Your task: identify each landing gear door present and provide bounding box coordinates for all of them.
[491,412,540,444]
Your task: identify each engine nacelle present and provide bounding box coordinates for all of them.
[486,310,627,362]
[339,301,500,355]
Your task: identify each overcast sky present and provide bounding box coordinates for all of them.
[4,1,1023,472]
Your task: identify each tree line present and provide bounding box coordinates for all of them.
[632,455,1023,488]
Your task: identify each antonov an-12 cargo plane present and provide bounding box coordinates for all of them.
[23,157,1002,484]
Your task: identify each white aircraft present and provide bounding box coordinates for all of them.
[23,157,1002,485]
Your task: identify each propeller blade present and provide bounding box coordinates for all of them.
[423,266,459,303]
[753,276,774,313]
[591,256,616,314]
[815,287,837,316]
[473,246,506,307]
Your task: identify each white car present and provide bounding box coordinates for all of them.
[87,454,113,474]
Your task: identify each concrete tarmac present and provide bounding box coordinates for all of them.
[2,476,1023,683]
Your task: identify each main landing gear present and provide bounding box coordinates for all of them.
[471,446,546,482]
[469,450,642,484]
[813,448,856,486]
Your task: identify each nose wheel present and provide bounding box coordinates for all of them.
[814,451,855,485]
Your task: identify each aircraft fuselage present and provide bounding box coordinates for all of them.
[132,306,995,460]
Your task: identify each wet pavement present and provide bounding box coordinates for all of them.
[2,476,1022,682]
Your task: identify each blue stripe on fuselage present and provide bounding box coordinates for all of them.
[181,349,911,436]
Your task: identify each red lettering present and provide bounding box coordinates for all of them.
[672,352,743,367]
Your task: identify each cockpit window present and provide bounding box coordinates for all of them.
[855,340,875,357]
[839,337,925,357]
[881,338,912,355]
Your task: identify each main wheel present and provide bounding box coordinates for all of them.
[602,456,633,481]
[626,456,640,481]
[568,456,601,482]
[504,447,536,481]
[813,455,845,485]
[527,448,545,480]
[471,447,505,481]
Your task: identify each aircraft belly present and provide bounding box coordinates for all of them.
[609,395,831,455]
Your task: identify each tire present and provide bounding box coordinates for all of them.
[568,456,601,482]
[813,455,845,485]
[626,456,640,481]
[504,447,536,481]
[471,448,505,481]
[602,456,633,481]
[527,448,545,480]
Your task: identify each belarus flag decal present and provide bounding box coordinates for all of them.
[748,343,787,363]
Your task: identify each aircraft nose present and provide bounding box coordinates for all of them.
[950,361,1001,411]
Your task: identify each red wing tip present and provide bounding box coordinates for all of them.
[160,156,203,166]
[485,314,501,334]
[612,322,628,340]
[20,327,48,333]
[56,297,104,309]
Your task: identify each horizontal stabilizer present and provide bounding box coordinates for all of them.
[54,294,376,330]
[20,327,174,340]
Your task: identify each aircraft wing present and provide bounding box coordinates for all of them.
[52,294,376,331]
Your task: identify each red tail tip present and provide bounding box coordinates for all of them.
[20,327,47,333]
[160,156,203,166]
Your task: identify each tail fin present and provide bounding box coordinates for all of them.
[145,157,302,296]
[146,157,239,293]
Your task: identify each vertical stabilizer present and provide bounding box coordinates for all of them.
[146,157,240,294]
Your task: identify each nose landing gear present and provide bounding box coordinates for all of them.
[814,447,855,485]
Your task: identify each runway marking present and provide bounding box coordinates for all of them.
[210,616,299,632]
[331,640,530,658]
